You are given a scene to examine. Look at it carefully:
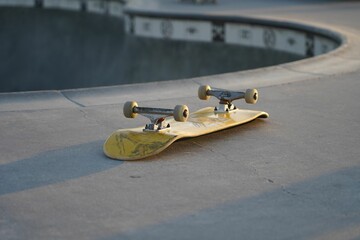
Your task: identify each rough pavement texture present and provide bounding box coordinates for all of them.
[1,0,360,239]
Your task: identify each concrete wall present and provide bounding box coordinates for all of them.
[0,8,125,92]
[123,36,303,84]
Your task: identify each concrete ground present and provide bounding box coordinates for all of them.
[1,0,360,239]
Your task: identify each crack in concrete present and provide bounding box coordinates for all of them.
[60,91,86,108]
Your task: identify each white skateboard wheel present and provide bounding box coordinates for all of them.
[198,85,211,100]
[174,105,189,122]
[245,89,258,104]
[123,101,138,118]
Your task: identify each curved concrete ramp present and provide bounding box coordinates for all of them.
[1,0,360,239]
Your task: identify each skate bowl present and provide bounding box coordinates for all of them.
[0,2,341,92]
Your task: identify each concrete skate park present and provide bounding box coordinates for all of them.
[1,0,360,239]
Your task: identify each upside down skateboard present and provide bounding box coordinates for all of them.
[103,85,269,160]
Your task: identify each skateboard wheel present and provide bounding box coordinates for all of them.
[174,105,189,122]
[245,89,258,104]
[123,101,138,118]
[198,85,211,100]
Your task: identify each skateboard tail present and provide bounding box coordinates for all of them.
[103,129,178,160]
[258,112,269,118]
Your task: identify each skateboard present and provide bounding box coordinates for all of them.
[103,85,269,160]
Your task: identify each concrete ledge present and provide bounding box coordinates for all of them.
[0,91,77,112]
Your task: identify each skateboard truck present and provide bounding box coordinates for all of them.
[123,101,189,131]
[198,85,259,113]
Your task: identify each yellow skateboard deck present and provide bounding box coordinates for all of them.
[103,107,269,160]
